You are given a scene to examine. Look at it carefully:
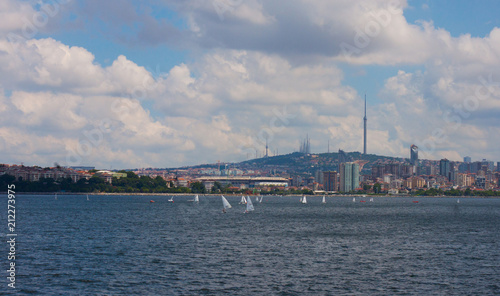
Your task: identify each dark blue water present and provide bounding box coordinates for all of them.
[1,195,499,295]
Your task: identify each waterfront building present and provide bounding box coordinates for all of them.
[323,171,338,192]
[339,162,360,192]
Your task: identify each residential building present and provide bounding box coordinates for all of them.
[323,171,338,192]
[339,162,359,192]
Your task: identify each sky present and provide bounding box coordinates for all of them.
[1,0,499,169]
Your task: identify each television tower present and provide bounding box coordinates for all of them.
[265,137,268,157]
[363,94,367,155]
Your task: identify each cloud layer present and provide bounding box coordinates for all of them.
[0,0,499,168]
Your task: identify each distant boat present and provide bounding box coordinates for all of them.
[301,195,307,204]
[457,199,460,204]
[168,196,174,202]
[86,195,89,201]
[352,197,356,202]
[369,197,374,202]
[322,195,326,204]
[221,195,232,213]
[188,195,200,203]
[245,196,254,213]
[239,196,247,204]
[55,193,57,200]
[259,196,263,203]
[150,200,155,203]
[412,201,419,203]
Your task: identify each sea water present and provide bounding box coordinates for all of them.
[2,195,499,295]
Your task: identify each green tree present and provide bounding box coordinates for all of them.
[190,182,206,193]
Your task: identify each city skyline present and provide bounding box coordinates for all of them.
[1,1,500,169]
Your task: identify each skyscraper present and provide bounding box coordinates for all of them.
[363,94,367,155]
[464,156,471,163]
[439,159,451,180]
[339,162,360,192]
[410,144,418,165]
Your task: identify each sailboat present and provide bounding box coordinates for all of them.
[86,194,89,201]
[353,197,356,202]
[188,194,200,203]
[168,196,174,202]
[369,197,374,202]
[259,196,263,203]
[221,195,232,213]
[322,195,326,204]
[245,196,254,213]
[457,199,460,204]
[239,196,247,204]
[301,195,307,204]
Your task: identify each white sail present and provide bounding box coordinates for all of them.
[322,195,326,204]
[301,195,307,204]
[259,196,263,203]
[457,199,460,204]
[246,196,254,212]
[194,195,199,203]
[168,196,174,202]
[222,195,232,209]
[240,196,247,204]
[369,197,374,202]
[353,197,356,202]
[87,195,89,201]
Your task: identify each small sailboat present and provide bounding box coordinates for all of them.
[188,194,200,203]
[239,196,247,204]
[86,194,89,201]
[221,195,232,213]
[259,196,263,203]
[457,199,460,204]
[369,197,374,202]
[352,197,356,202]
[322,195,326,204]
[245,196,254,213]
[301,195,307,204]
[168,196,174,202]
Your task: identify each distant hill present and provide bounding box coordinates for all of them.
[238,151,404,175]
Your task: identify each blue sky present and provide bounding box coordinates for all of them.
[0,0,499,168]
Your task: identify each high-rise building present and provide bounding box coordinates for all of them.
[323,171,338,192]
[315,169,324,185]
[410,144,418,165]
[439,159,451,180]
[363,95,367,155]
[339,162,359,192]
[497,162,500,172]
[481,159,494,171]
[464,156,471,163]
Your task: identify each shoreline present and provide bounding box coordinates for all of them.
[1,192,498,198]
